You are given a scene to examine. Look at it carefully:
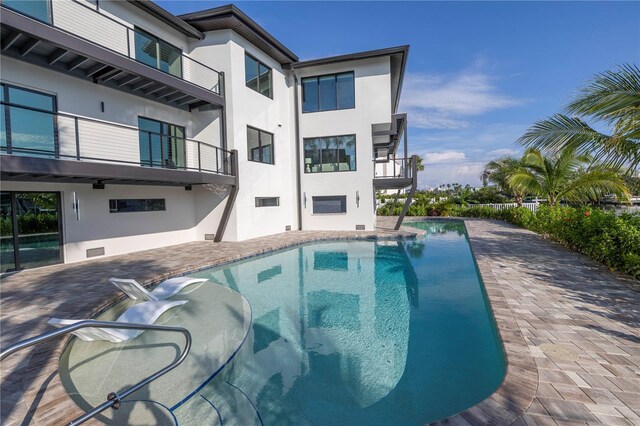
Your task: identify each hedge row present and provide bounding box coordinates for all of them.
[0,213,59,235]
[447,205,640,280]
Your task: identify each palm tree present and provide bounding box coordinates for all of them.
[508,148,630,206]
[415,155,425,171]
[482,155,528,206]
[518,64,640,171]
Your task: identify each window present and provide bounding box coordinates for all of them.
[302,72,354,113]
[2,0,51,24]
[109,199,166,213]
[138,117,185,169]
[255,197,280,207]
[313,196,347,214]
[134,28,182,78]
[1,84,57,157]
[247,127,274,164]
[245,54,272,98]
[303,135,356,173]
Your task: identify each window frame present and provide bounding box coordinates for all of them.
[133,27,183,78]
[303,134,357,174]
[312,195,347,215]
[255,197,280,207]
[137,116,186,169]
[302,71,355,113]
[245,53,273,99]
[108,198,166,213]
[1,82,59,157]
[247,126,275,165]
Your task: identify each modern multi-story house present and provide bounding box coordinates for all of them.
[0,0,416,272]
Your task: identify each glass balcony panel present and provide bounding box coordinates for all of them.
[2,0,51,24]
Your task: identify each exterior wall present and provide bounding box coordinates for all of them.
[190,31,298,241]
[1,181,227,264]
[296,57,392,231]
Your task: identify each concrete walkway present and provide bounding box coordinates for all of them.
[1,218,639,425]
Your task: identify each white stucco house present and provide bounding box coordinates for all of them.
[0,0,416,271]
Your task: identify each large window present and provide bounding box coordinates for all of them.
[302,72,355,113]
[312,196,347,214]
[138,117,185,169]
[247,126,274,165]
[2,0,51,24]
[1,84,57,158]
[134,28,182,78]
[303,135,356,173]
[245,54,272,98]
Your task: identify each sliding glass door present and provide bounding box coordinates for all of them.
[0,192,62,272]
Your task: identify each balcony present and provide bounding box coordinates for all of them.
[0,0,224,110]
[373,156,416,190]
[0,103,236,187]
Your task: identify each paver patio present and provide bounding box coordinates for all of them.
[1,218,639,425]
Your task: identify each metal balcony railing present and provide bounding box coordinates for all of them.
[374,156,414,180]
[1,0,223,95]
[0,102,235,176]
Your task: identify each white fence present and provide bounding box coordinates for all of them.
[472,203,540,212]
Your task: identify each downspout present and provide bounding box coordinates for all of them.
[291,66,303,231]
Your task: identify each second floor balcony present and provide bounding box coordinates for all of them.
[0,0,224,111]
[0,102,236,187]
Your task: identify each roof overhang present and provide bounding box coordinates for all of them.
[126,0,205,40]
[372,113,408,157]
[286,45,409,113]
[178,4,299,65]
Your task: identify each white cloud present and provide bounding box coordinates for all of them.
[423,151,466,164]
[418,162,485,188]
[400,67,523,130]
[487,148,519,157]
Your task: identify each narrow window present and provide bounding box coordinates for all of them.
[302,72,354,113]
[303,135,356,173]
[255,197,280,207]
[312,196,347,214]
[134,28,182,78]
[138,117,185,169]
[1,83,57,157]
[245,54,272,98]
[109,199,166,213]
[247,126,274,165]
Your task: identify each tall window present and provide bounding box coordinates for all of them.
[2,0,51,24]
[247,126,274,164]
[302,72,355,113]
[134,28,182,78]
[138,117,185,169]
[245,54,272,98]
[303,135,356,173]
[1,84,57,157]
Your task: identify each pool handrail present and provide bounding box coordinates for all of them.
[0,319,192,426]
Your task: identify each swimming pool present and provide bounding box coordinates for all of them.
[60,220,505,425]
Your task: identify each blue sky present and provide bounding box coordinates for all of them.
[159,1,640,188]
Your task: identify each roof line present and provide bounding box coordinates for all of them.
[178,4,298,62]
[126,0,205,40]
[285,45,410,69]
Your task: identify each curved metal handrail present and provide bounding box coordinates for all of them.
[1,320,192,426]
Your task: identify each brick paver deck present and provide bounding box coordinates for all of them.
[1,219,639,425]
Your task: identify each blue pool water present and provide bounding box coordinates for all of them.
[178,220,506,425]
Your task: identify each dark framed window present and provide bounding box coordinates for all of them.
[245,54,272,98]
[109,199,166,213]
[1,83,58,158]
[255,197,280,207]
[302,72,354,113]
[138,117,185,169]
[312,196,347,214]
[2,0,52,24]
[134,28,182,78]
[247,126,274,164]
[303,135,356,173]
